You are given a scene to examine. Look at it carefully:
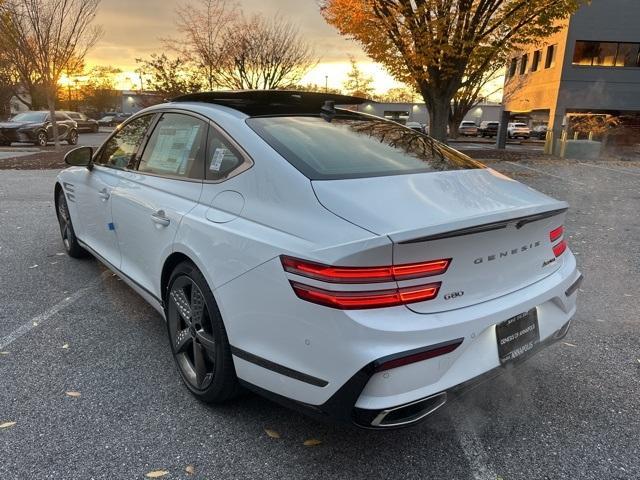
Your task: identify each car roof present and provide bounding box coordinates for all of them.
[170,90,370,116]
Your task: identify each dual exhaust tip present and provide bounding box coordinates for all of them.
[355,392,448,429]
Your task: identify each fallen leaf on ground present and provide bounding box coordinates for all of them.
[0,421,16,429]
[637,359,640,364]
[61,344,69,349]
[185,465,195,475]
[56,252,65,256]
[65,391,81,398]
[562,342,577,347]
[303,438,322,446]
[0,351,9,355]
[32,322,38,327]
[264,428,281,439]
[28,264,38,269]
[145,470,169,478]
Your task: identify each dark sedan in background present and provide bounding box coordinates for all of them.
[63,111,99,133]
[0,111,78,147]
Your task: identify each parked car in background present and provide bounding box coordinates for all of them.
[458,121,478,137]
[63,111,99,133]
[478,121,500,138]
[532,125,548,139]
[405,121,425,133]
[98,113,132,127]
[508,122,531,139]
[0,111,78,147]
[55,90,581,429]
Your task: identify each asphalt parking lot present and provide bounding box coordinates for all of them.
[1,160,639,479]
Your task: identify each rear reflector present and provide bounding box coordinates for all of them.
[374,339,464,372]
[549,226,564,242]
[290,281,441,309]
[553,240,567,257]
[281,256,450,283]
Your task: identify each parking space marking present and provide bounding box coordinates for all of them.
[577,162,640,177]
[450,404,498,480]
[0,272,109,350]
[505,161,587,186]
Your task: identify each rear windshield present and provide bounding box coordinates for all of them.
[247,114,484,180]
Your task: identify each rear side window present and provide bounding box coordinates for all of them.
[205,128,244,181]
[137,113,207,179]
[95,115,153,169]
[247,115,484,180]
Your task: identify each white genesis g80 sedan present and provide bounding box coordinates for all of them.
[55,91,582,428]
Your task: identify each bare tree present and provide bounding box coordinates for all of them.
[215,15,318,90]
[164,0,239,90]
[0,0,103,148]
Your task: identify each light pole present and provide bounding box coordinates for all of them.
[325,75,328,93]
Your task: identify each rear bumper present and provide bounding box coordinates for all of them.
[218,252,581,429]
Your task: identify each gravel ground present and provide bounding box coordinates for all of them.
[0,161,639,480]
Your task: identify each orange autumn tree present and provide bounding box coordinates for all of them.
[321,0,585,141]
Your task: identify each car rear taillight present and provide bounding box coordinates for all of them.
[549,226,563,243]
[281,255,449,309]
[549,225,567,257]
[281,256,450,283]
[553,240,567,257]
[289,281,441,310]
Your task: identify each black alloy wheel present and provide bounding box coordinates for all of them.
[35,130,48,147]
[67,130,78,145]
[166,262,239,403]
[56,190,88,258]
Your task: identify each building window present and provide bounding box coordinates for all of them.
[519,54,528,75]
[573,41,640,67]
[615,43,640,67]
[531,50,542,71]
[508,58,518,77]
[545,44,557,68]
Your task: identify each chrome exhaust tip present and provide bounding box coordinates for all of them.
[356,392,448,429]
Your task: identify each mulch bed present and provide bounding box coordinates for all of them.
[0,146,74,170]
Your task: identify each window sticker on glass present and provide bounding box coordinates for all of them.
[210,147,229,171]
[146,125,201,174]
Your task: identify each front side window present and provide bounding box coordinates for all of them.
[247,114,484,180]
[95,115,153,169]
[137,113,207,179]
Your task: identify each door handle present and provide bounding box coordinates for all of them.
[98,188,110,200]
[151,210,170,227]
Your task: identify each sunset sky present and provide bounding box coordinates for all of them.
[87,0,406,93]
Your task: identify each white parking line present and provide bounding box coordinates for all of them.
[577,162,640,177]
[450,403,499,480]
[505,161,587,186]
[0,272,108,350]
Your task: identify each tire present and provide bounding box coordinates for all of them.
[166,261,240,403]
[56,189,89,258]
[34,130,48,147]
[67,130,78,145]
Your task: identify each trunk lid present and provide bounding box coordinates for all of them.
[312,169,568,313]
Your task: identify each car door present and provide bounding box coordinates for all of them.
[73,114,155,269]
[109,111,206,298]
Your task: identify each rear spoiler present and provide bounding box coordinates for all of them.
[398,208,568,244]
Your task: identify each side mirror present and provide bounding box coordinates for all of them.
[64,146,93,168]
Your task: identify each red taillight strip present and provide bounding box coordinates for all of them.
[549,226,564,243]
[281,256,450,283]
[374,339,464,372]
[553,240,567,257]
[289,281,441,310]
